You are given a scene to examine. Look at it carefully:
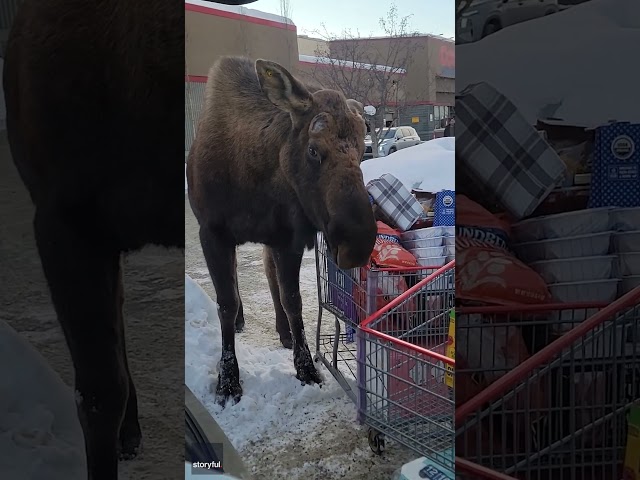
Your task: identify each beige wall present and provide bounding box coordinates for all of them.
[185,8,299,77]
[297,36,329,56]
[328,35,454,106]
[296,60,405,105]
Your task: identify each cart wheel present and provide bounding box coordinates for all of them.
[367,428,385,455]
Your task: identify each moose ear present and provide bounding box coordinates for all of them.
[309,113,332,136]
[255,59,313,114]
[346,99,364,117]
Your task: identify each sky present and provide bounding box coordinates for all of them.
[248,0,455,39]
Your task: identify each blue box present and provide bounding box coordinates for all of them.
[433,190,455,226]
[589,122,640,208]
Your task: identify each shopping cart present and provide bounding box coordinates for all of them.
[314,233,456,466]
[314,233,443,403]
[359,263,456,471]
[454,290,640,480]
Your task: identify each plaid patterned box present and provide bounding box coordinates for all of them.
[367,174,423,231]
[457,82,567,219]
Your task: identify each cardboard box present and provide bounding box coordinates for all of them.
[433,190,455,227]
[589,122,640,208]
[367,174,423,231]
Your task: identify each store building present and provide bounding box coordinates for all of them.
[327,34,455,139]
[184,0,297,151]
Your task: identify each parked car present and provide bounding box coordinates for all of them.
[457,0,559,44]
[363,134,375,161]
[365,127,420,158]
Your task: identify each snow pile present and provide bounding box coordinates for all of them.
[456,0,640,127]
[360,138,455,192]
[0,320,85,479]
[184,274,357,452]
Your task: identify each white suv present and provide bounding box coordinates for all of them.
[377,126,421,157]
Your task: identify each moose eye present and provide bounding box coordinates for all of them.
[308,147,320,162]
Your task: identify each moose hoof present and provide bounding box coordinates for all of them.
[214,374,242,407]
[279,334,293,349]
[296,365,323,385]
[117,434,142,461]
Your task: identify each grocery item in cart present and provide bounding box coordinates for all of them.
[456,236,551,305]
[355,270,416,333]
[589,122,640,208]
[370,221,419,268]
[416,256,447,267]
[623,407,640,480]
[571,371,608,449]
[455,195,510,250]
[513,231,612,263]
[611,207,640,232]
[529,255,617,283]
[613,230,640,253]
[456,82,567,219]
[433,190,455,227]
[621,275,640,295]
[618,253,640,276]
[391,454,454,480]
[444,311,454,389]
[511,207,612,242]
[457,314,547,424]
[401,226,455,240]
[366,174,423,231]
[456,196,549,304]
[547,278,620,303]
[456,197,551,304]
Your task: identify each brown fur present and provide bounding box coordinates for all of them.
[187,56,376,404]
[3,1,184,479]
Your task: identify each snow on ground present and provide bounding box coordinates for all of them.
[185,274,356,449]
[360,138,455,192]
[184,199,414,479]
[0,320,85,480]
[456,0,640,127]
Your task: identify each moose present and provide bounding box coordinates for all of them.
[1,0,262,479]
[187,56,377,406]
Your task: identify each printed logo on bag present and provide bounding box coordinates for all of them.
[611,135,635,160]
[442,195,454,207]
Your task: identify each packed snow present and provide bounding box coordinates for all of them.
[185,274,357,450]
[0,320,85,480]
[360,138,455,192]
[456,0,640,127]
[183,267,413,479]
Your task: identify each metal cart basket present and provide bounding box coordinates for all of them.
[314,233,455,467]
[455,290,640,480]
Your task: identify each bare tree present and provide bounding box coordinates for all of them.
[309,5,422,157]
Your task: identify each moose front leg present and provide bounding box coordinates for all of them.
[199,225,242,406]
[34,208,129,480]
[271,247,322,385]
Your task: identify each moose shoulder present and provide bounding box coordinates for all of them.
[187,56,376,406]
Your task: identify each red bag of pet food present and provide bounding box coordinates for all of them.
[371,221,420,268]
[456,197,551,305]
[355,222,418,332]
